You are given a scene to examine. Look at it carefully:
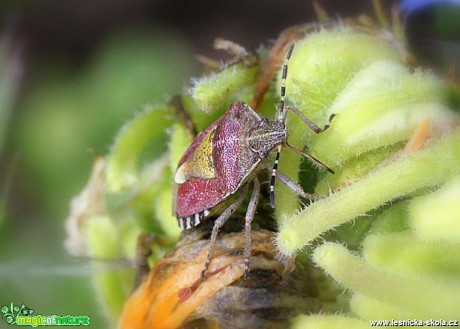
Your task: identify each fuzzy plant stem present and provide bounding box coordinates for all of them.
[313,242,460,318]
[106,105,174,192]
[277,132,460,255]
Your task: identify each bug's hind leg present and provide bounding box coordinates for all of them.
[243,177,260,278]
[200,184,249,282]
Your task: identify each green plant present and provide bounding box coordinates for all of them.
[66,17,460,328]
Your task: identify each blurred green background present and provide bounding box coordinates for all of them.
[0,0,457,327]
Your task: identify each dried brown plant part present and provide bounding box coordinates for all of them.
[118,229,319,329]
[312,0,330,23]
[403,119,430,155]
[251,25,309,109]
[170,95,197,138]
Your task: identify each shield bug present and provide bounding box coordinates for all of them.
[172,44,334,282]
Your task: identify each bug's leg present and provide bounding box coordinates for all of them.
[264,161,319,202]
[285,105,336,134]
[274,170,319,202]
[200,184,249,282]
[244,177,260,278]
[283,142,335,174]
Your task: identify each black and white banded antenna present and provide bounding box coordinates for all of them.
[270,43,294,207]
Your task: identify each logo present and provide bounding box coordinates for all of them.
[1,303,90,327]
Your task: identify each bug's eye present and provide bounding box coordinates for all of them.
[259,118,269,125]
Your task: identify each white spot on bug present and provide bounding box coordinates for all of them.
[204,209,210,216]
[174,163,187,184]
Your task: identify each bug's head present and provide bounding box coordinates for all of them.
[248,118,287,158]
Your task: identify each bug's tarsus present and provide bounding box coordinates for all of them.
[244,177,260,278]
[324,113,337,130]
[200,184,249,282]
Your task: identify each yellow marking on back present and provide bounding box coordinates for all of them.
[174,126,217,184]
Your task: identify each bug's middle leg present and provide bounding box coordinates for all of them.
[274,170,320,202]
[200,184,249,281]
[265,162,321,205]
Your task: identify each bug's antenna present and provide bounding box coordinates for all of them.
[278,43,294,124]
[270,43,294,207]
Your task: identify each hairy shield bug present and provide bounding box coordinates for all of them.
[173,44,334,282]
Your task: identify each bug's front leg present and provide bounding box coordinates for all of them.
[285,105,336,133]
